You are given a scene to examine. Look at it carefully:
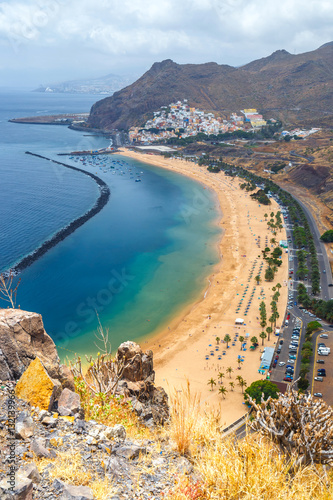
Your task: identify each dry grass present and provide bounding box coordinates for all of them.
[168,379,223,456]
[33,450,117,499]
[166,383,333,500]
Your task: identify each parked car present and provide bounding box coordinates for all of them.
[320,334,328,339]
[314,377,323,382]
[279,339,284,345]
[289,355,297,360]
[317,359,325,364]
[318,343,326,347]
[283,376,293,382]
[287,359,295,364]
[277,348,281,354]
[278,361,285,366]
[314,393,323,397]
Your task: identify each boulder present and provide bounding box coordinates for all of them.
[57,388,81,417]
[15,411,34,440]
[15,358,61,412]
[60,483,94,500]
[116,341,155,382]
[102,424,126,442]
[59,364,75,392]
[17,463,41,484]
[115,444,146,460]
[30,438,56,459]
[0,476,33,500]
[0,309,59,381]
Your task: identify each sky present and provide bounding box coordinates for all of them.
[0,0,332,88]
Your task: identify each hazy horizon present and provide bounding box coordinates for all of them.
[0,0,332,89]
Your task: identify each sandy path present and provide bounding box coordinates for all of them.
[119,149,288,426]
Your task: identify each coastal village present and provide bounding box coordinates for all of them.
[129,100,320,144]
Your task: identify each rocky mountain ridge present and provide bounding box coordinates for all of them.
[88,43,333,131]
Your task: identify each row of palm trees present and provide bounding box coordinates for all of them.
[215,334,232,347]
[208,373,247,398]
[211,161,320,295]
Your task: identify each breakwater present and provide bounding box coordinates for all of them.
[11,152,110,274]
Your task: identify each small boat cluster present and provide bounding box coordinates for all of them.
[69,155,143,182]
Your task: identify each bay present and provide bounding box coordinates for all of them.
[0,91,221,359]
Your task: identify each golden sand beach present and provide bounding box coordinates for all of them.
[119,149,288,427]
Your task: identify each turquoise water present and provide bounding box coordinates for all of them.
[0,92,221,359]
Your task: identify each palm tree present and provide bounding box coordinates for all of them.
[208,378,216,391]
[276,283,282,291]
[250,336,258,347]
[218,372,225,385]
[270,238,276,245]
[216,336,220,345]
[229,381,235,391]
[224,334,231,347]
[219,386,228,399]
[264,213,268,221]
[237,358,243,369]
[239,336,245,350]
[269,315,275,330]
[266,326,272,341]
[260,331,267,345]
[226,366,233,378]
[254,275,261,285]
[237,377,247,393]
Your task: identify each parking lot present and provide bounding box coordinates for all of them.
[271,315,302,384]
[312,332,333,405]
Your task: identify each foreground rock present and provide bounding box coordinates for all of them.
[115,341,169,427]
[15,357,62,412]
[0,309,74,390]
[0,386,194,500]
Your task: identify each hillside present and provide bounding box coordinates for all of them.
[88,43,333,130]
[1,308,333,499]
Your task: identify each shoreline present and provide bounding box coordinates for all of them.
[9,153,110,275]
[119,148,289,426]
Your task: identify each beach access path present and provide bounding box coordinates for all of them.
[119,149,288,427]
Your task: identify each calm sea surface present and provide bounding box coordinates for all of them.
[0,91,221,359]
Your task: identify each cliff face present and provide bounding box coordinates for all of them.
[88,43,333,130]
[0,309,61,381]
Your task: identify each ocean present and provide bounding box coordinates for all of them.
[0,90,221,359]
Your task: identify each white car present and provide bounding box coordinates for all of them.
[278,362,285,366]
[287,359,295,364]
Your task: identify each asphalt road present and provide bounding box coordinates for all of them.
[270,191,333,386]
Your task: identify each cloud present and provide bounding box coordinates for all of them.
[0,0,332,85]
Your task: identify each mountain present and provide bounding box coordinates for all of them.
[34,72,137,95]
[88,43,333,130]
